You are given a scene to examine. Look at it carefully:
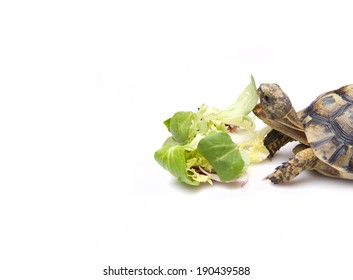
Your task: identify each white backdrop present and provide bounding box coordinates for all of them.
[1,1,353,279]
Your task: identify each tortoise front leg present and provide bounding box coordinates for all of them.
[265,147,318,184]
[264,129,294,159]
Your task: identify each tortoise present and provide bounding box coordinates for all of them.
[252,83,353,184]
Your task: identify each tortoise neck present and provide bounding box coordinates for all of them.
[253,105,309,145]
[270,108,309,145]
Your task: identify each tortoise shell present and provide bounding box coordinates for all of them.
[302,85,353,176]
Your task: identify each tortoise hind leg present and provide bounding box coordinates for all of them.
[265,146,318,184]
[264,129,294,158]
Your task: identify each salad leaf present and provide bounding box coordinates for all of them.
[154,137,199,185]
[154,76,269,186]
[230,126,271,163]
[169,111,194,143]
[154,136,213,185]
[214,75,257,129]
[197,132,245,181]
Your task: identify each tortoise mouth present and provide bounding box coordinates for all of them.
[252,103,264,119]
[253,88,264,118]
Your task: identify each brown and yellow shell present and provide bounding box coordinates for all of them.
[302,85,353,179]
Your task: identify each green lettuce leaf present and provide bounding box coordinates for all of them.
[214,75,258,128]
[154,137,200,185]
[197,132,245,181]
[154,137,214,185]
[168,111,195,143]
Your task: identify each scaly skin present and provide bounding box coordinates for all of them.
[265,147,318,184]
[264,129,294,159]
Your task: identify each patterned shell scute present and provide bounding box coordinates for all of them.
[302,85,353,174]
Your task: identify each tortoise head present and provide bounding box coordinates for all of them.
[254,83,292,120]
[253,83,309,145]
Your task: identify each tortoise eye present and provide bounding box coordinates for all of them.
[263,94,270,103]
